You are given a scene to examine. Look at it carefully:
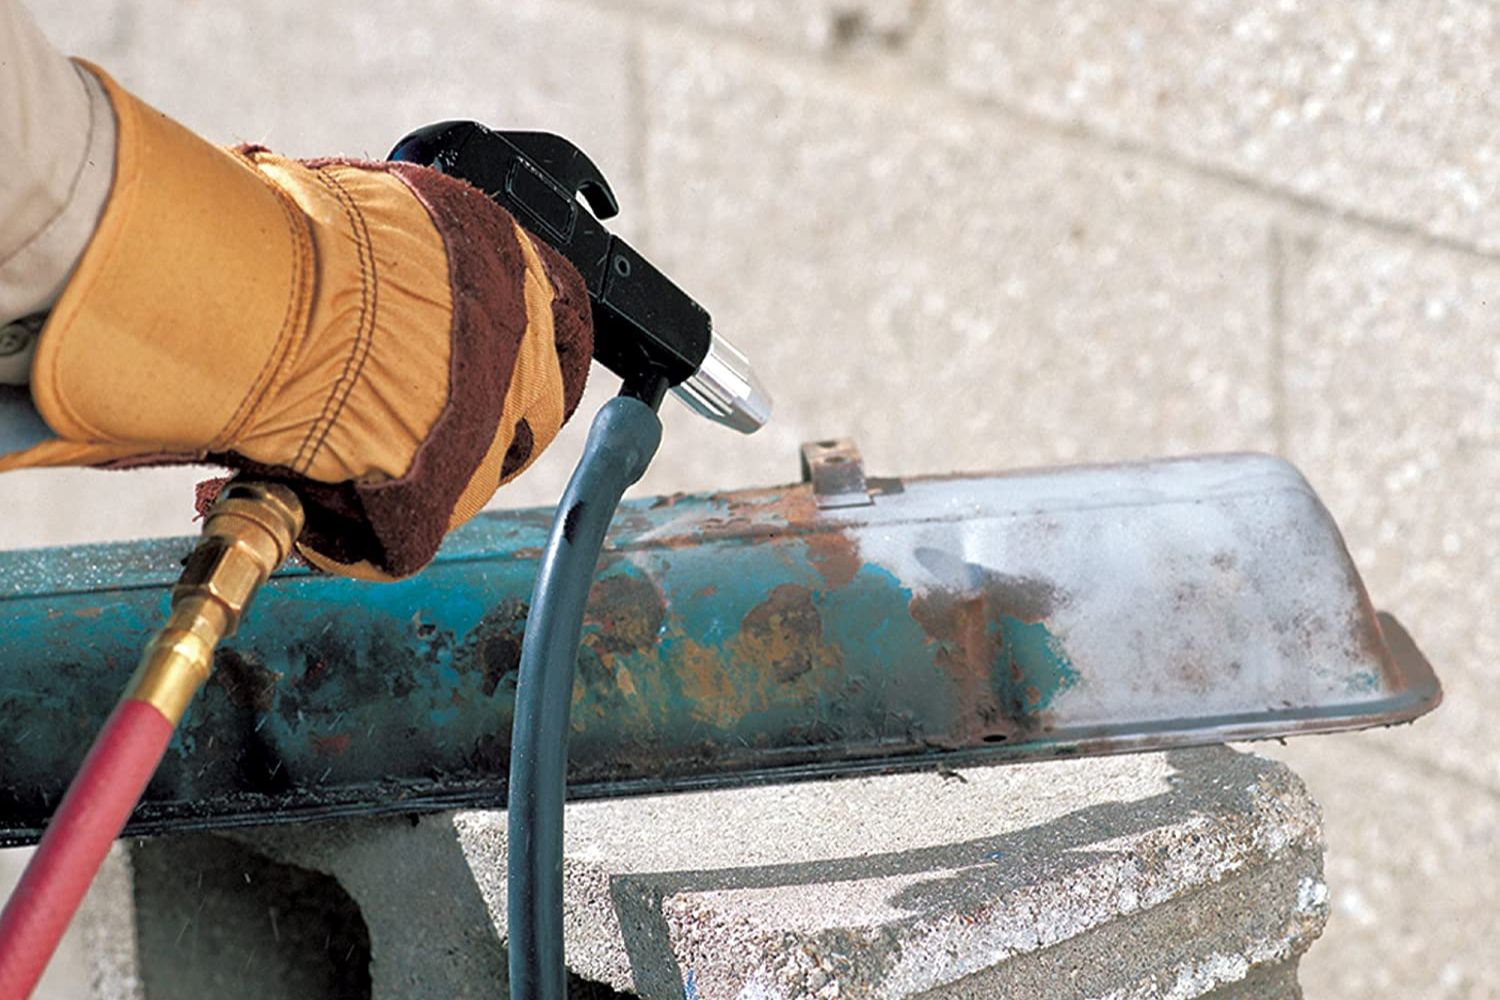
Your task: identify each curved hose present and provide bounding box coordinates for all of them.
[0,700,174,998]
[0,482,302,1000]
[508,396,661,1000]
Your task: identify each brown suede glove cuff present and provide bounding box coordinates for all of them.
[217,160,593,577]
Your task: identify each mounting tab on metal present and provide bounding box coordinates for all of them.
[800,438,873,509]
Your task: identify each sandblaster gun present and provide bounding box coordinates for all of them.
[390,122,771,433]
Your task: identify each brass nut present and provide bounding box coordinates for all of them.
[175,537,270,624]
[174,482,308,632]
[125,482,306,721]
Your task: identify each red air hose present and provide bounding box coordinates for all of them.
[0,700,174,999]
[0,482,303,1000]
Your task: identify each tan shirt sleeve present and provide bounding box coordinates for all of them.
[0,0,115,380]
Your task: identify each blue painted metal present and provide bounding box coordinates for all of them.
[0,453,1440,844]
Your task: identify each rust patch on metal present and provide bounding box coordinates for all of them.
[213,648,279,711]
[303,653,330,688]
[454,598,529,697]
[908,573,1064,742]
[690,484,823,542]
[674,584,845,728]
[1163,581,1217,695]
[676,638,744,728]
[909,592,1020,743]
[734,584,842,684]
[278,625,424,720]
[584,573,666,661]
[725,483,820,525]
[312,733,352,757]
[805,530,861,589]
[611,483,831,555]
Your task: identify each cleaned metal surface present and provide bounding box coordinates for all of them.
[0,452,1439,843]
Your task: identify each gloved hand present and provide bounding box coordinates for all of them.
[0,64,592,579]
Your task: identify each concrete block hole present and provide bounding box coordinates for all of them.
[129,833,630,1000]
[133,835,372,1000]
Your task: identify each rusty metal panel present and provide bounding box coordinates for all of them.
[0,452,1439,844]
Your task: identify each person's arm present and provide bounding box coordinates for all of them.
[0,1,593,578]
[0,0,114,371]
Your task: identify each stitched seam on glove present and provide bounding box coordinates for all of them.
[210,156,316,452]
[289,165,379,476]
[21,71,321,458]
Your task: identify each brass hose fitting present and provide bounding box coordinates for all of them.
[125,483,304,725]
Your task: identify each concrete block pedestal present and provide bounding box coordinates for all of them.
[79,746,1326,999]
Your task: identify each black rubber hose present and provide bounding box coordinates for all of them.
[508,395,662,1000]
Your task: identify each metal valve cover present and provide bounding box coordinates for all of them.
[0,449,1439,843]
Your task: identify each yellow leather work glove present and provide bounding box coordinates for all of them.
[0,65,592,579]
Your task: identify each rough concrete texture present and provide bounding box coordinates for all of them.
[636,33,1276,492]
[1279,221,1500,792]
[229,814,507,999]
[1266,734,1500,1000]
[917,863,1312,1000]
[944,0,1500,253]
[108,748,1325,1000]
[2,3,1489,998]
[598,0,932,55]
[75,844,147,1000]
[39,0,639,185]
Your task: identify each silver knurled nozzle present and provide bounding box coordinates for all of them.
[671,334,772,434]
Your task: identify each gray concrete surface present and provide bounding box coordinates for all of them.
[1264,733,1500,999]
[3,2,1492,997]
[638,30,1275,487]
[102,748,1323,999]
[944,1,1500,254]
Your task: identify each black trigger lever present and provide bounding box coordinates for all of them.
[497,131,619,220]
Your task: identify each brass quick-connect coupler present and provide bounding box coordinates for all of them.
[126,483,304,725]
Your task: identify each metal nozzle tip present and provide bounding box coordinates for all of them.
[671,334,772,433]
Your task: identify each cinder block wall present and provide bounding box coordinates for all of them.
[3,3,1494,997]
